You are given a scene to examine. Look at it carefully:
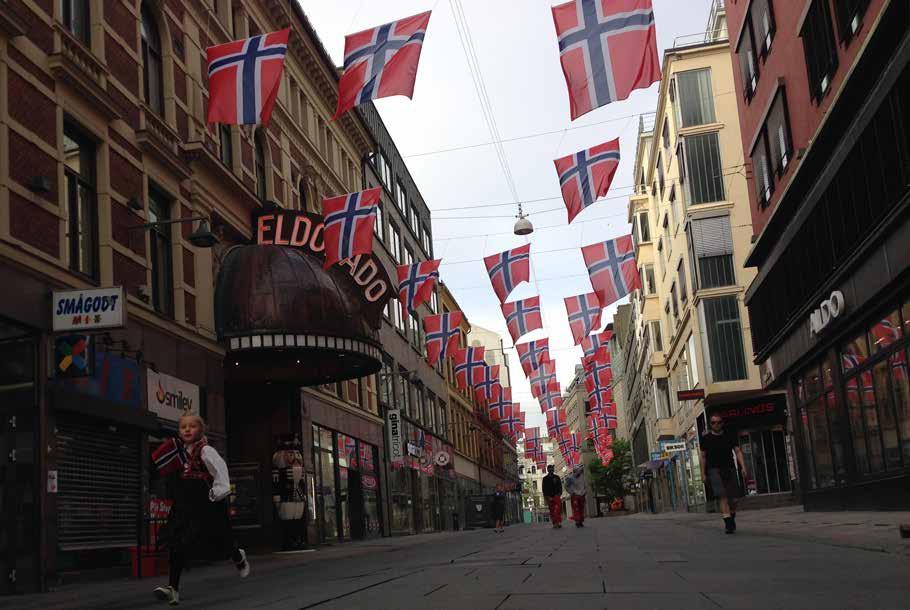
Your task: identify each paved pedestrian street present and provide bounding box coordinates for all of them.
[6,512,909,610]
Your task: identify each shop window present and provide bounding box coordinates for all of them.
[801,0,839,103]
[841,330,869,372]
[141,2,164,115]
[675,69,716,127]
[701,296,747,382]
[63,121,97,279]
[869,310,902,356]
[148,186,174,318]
[61,0,90,45]
[834,0,870,43]
[681,133,725,205]
[872,360,904,470]
[888,350,910,466]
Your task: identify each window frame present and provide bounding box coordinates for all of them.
[219,124,233,168]
[63,120,98,280]
[700,295,748,383]
[254,130,268,202]
[675,68,717,128]
[140,2,164,115]
[833,0,870,44]
[682,132,725,205]
[148,185,174,318]
[801,0,840,103]
[61,0,91,45]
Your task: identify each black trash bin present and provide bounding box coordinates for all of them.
[465,494,495,529]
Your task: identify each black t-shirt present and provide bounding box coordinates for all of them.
[699,430,737,470]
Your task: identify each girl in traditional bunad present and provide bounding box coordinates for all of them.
[153,415,250,606]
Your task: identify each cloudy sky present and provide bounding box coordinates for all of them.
[300,0,716,430]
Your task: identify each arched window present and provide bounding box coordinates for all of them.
[141,2,164,114]
[254,131,267,201]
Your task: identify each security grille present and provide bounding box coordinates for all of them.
[56,418,140,550]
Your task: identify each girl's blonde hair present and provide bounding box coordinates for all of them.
[178,413,207,432]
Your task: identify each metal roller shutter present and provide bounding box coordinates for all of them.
[691,215,733,258]
[56,418,140,550]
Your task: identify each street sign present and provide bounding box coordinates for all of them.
[677,388,705,401]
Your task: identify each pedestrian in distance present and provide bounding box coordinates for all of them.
[565,464,587,528]
[153,415,250,606]
[492,483,506,533]
[700,414,750,534]
[542,465,564,528]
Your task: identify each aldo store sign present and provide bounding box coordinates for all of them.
[52,287,125,332]
[809,291,845,337]
[147,369,200,422]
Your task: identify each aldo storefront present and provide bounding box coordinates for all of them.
[215,208,392,550]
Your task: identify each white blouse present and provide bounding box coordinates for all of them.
[200,445,231,502]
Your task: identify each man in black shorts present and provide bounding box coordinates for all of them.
[700,414,749,534]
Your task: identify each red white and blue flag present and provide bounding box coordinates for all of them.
[516,338,551,376]
[206,28,290,125]
[539,390,564,413]
[584,356,613,386]
[582,235,640,307]
[565,292,602,345]
[499,408,523,439]
[551,0,661,120]
[322,188,381,269]
[530,360,559,399]
[581,330,612,363]
[488,386,512,422]
[152,437,187,477]
[546,408,569,439]
[484,244,531,303]
[423,312,462,367]
[397,259,441,317]
[453,346,486,391]
[333,11,432,120]
[555,138,620,224]
[501,296,543,343]
[473,365,501,404]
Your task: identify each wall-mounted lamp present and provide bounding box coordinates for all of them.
[130,216,220,249]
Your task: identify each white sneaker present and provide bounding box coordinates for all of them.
[153,585,179,606]
[236,549,250,579]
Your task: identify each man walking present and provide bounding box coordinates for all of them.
[565,464,587,528]
[542,465,563,528]
[700,414,749,534]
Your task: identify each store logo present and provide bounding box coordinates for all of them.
[810,291,845,336]
[155,380,194,413]
[387,409,404,463]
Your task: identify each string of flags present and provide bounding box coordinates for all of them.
[202,1,663,458]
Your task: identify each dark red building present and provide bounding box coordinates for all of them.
[728,0,910,509]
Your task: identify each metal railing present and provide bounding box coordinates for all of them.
[671,28,729,49]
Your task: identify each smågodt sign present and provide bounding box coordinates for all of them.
[52,287,125,332]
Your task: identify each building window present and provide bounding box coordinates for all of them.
[677,260,688,304]
[643,265,656,295]
[403,245,414,267]
[752,128,774,207]
[219,124,232,167]
[690,215,735,289]
[638,211,651,242]
[737,12,760,101]
[801,0,839,102]
[298,179,308,213]
[669,185,679,227]
[651,321,663,352]
[656,153,665,196]
[374,201,385,242]
[661,119,670,151]
[380,153,391,186]
[682,132,725,205]
[63,122,97,279]
[656,378,672,418]
[701,296,747,382]
[148,186,174,317]
[389,222,402,263]
[751,88,793,208]
[254,130,267,201]
[61,0,90,45]
[141,2,164,115]
[395,179,406,209]
[834,0,870,43]
[688,333,700,386]
[671,283,679,322]
[421,224,432,256]
[408,205,419,234]
[675,69,716,128]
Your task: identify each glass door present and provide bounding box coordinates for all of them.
[738,428,791,495]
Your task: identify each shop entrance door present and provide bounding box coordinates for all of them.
[738,428,791,495]
[0,337,38,594]
[348,469,364,540]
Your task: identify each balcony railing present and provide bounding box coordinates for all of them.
[671,28,729,49]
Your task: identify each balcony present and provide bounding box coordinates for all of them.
[48,23,120,120]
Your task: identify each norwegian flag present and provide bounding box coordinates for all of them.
[333,11,432,120]
[539,390,564,413]
[557,430,573,453]
[555,138,621,224]
[473,365,501,403]
[499,409,523,439]
[453,346,486,391]
[516,339,551,376]
[551,0,661,120]
[484,244,531,303]
[206,29,290,125]
[501,296,543,343]
[582,235,641,307]
[322,188,381,269]
[529,361,559,399]
[152,437,187,476]
[423,312,462,367]
[546,408,569,438]
[397,259,441,317]
[587,413,604,440]
[584,356,613,387]
[581,330,612,363]
[488,387,512,422]
[565,292,603,345]
[571,432,581,454]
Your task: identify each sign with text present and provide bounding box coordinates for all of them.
[52,287,125,332]
[147,369,199,422]
[706,394,788,430]
[387,409,404,463]
[677,388,705,402]
[662,442,686,453]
